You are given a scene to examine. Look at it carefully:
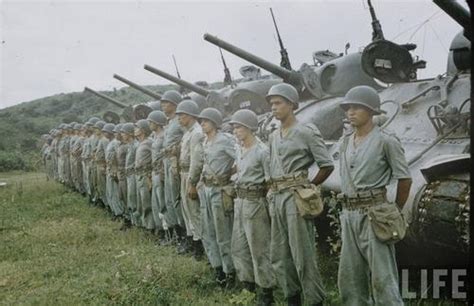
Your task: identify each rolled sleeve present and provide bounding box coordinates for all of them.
[305,123,334,168]
[384,135,411,180]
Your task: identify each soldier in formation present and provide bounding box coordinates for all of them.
[42,84,411,306]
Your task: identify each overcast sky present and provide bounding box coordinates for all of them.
[0,0,466,109]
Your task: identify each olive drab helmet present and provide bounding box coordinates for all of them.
[147,110,168,126]
[148,101,161,111]
[229,109,258,131]
[94,120,106,130]
[339,85,382,115]
[176,99,200,117]
[135,119,151,135]
[113,123,123,133]
[121,123,135,136]
[73,123,83,130]
[266,83,299,110]
[88,117,100,124]
[198,107,223,128]
[102,123,116,134]
[160,90,183,106]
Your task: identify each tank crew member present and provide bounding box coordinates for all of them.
[199,107,236,287]
[123,123,139,226]
[337,85,412,305]
[266,83,334,306]
[229,109,276,304]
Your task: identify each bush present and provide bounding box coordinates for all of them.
[0,151,27,172]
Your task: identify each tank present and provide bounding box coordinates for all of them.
[84,86,153,122]
[203,0,470,266]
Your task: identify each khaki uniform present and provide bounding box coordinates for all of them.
[200,132,236,274]
[105,139,120,215]
[89,135,100,202]
[179,122,204,241]
[71,136,84,193]
[338,126,410,306]
[268,122,333,304]
[162,116,184,228]
[81,136,92,197]
[135,138,155,230]
[151,130,166,230]
[116,141,128,217]
[232,139,275,289]
[95,138,109,206]
[125,140,138,224]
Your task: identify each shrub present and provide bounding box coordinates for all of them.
[0,151,27,172]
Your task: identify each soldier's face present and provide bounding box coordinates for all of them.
[161,101,176,116]
[345,104,373,127]
[200,119,216,134]
[270,96,293,121]
[134,127,142,138]
[232,124,251,143]
[178,113,193,127]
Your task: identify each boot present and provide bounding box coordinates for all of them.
[257,287,274,306]
[119,218,132,231]
[155,229,167,245]
[215,266,226,288]
[177,236,193,255]
[225,271,236,290]
[192,240,205,261]
[287,293,301,306]
[242,281,256,293]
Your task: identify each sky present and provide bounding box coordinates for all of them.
[0,0,467,109]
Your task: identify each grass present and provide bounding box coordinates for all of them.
[0,172,466,305]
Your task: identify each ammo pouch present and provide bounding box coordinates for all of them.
[221,185,236,215]
[292,184,324,219]
[368,202,407,244]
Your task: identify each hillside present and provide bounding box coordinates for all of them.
[0,81,224,171]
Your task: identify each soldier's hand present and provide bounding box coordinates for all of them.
[188,184,198,200]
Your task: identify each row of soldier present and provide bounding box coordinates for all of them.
[41,84,412,306]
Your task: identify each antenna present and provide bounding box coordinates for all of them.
[367,0,385,41]
[172,54,185,94]
[219,47,233,86]
[270,8,292,70]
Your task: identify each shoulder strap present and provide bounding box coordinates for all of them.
[341,135,357,194]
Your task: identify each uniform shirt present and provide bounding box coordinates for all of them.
[268,122,333,178]
[202,132,236,179]
[163,116,184,149]
[81,137,91,161]
[234,138,270,188]
[151,130,165,173]
[71,137,84,160]
[179,122,204,184]
[95,138,109,167]
[116,141,128,179]
[135,138,152,174]
[339,126,411,197]
[125,140,138,173]
[105,139,119,175]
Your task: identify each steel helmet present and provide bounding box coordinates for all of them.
[160,90,183,106]
[198,107,223,128]
[135,119,151,135]
[266,83,299,109]
[73,123,83,130]
[102,123,115,134]
[58,123,67,130]
[113,123,123,133]
[176,99,200,117]
[65,123,74,130]
[340,85,382,115]
[88,117,100,124]
[121,123,135,136]
[147,110,168,126]
[94,120,106,130]
[148,101,161,111]
[229,109,258,131]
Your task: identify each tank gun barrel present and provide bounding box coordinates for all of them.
[113,74,162,100]
[84,86,127,109]
[144,64,210,97]
[433,0,471,40]
[203,33,301,87]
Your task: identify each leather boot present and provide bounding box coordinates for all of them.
[225,271,236,290]
[257,287,274,306]
[215,266,226,287]
[241,281,256,293]
[287,293,301,306]
[192,240,205,261]
[178,236,193,255]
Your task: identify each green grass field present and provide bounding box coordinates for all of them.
[0,172,465,305]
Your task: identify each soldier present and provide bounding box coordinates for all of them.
[198,107,236,287]
[50,129,60,181]
[148,110,169,243]
[116,123,130,229]
[105,124,122,219]
[229,109,275,304]
[95,122,113,209]
[40,134,53,180]
[71,123,85,194]
[134,119,155,231]
[160,90,187,245]
[266,83,334,306]
[81,117,100,203]
[122,123,139,226]
[337,86,412,305]
[90,120,105,205]
[176,99,205,259]
[57,123,71,185]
